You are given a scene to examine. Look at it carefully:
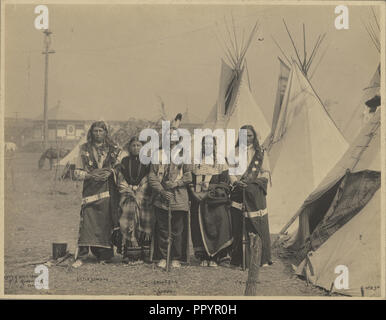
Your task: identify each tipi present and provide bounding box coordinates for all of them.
[342,11,380,143]
[276,14,382,296]
[203,19,270,142]
[265,23,349,233]
[284,105,381,297]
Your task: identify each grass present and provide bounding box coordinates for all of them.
[4,152,326,297]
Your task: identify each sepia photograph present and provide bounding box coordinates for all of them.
[1,0,384,298]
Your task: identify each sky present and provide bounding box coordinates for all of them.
[4,2,381,134]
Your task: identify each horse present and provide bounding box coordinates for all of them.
[5,142,17,153]
[4,142,17,188]
[38,147,70,170]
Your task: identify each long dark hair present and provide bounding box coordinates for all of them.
[86,121,114,146]
[201,135,217,165]
[235,125,263,163]
[125,135,143,154]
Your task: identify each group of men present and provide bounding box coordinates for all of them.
[71,119,273,271]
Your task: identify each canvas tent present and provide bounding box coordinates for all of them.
[265,36,349,232]
[296,189,381,297]
[58,135,87,166]
[203,20,270,143]
[342,65,380,143]
[203,103,220,129]
[342,12,380,143]
[225,65,270,142]
[273,14,382,296]
[279,105,381,296]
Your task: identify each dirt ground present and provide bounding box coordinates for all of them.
[3,152,328,297]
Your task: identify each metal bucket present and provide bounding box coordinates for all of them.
[52,243,67,260]
[126,247,142,261]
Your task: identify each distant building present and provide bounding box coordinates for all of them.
[33,101,89,142]
[5,104,203,151]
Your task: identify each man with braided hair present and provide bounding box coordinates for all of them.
[148,114,192,270]
[72,121,122,268]
[229,125,273,268]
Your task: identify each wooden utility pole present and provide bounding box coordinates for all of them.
[42,29,55,150]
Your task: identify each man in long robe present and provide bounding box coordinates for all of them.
[72,121,122,267]
[229,125,273,268]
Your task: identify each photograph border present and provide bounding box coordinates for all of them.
[1,0,385,300]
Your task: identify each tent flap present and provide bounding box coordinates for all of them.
[298,189,381,297]
[290,170,380,261]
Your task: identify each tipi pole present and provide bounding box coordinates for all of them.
[305,33,326,74]
[309,43,329,80]
[283,19,303,68]
[224,16,237,61]
[245,60,252,91]
[271,35,291,66]
[240,28,246,61]
[302,23,307,73]
[214,25,237,67]
[214,30,237,67]
[239,22,258,65]
[371,7,380,31]
[305,35,321,72]
[231,13,240,62]
[364,22,380,52]
[277,208,303,236]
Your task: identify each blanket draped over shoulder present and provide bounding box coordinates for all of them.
[114,156,153,248]
[77,142,121,248]
[189,164,233,259]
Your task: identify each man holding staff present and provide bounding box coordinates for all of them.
[229,125,273,269]
[148,114,192,270]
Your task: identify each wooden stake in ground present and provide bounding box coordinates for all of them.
[166,203,172,272]
[244,233,262,296]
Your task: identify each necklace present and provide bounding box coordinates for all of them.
[93,142,107,163]
[128,156,142,184]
